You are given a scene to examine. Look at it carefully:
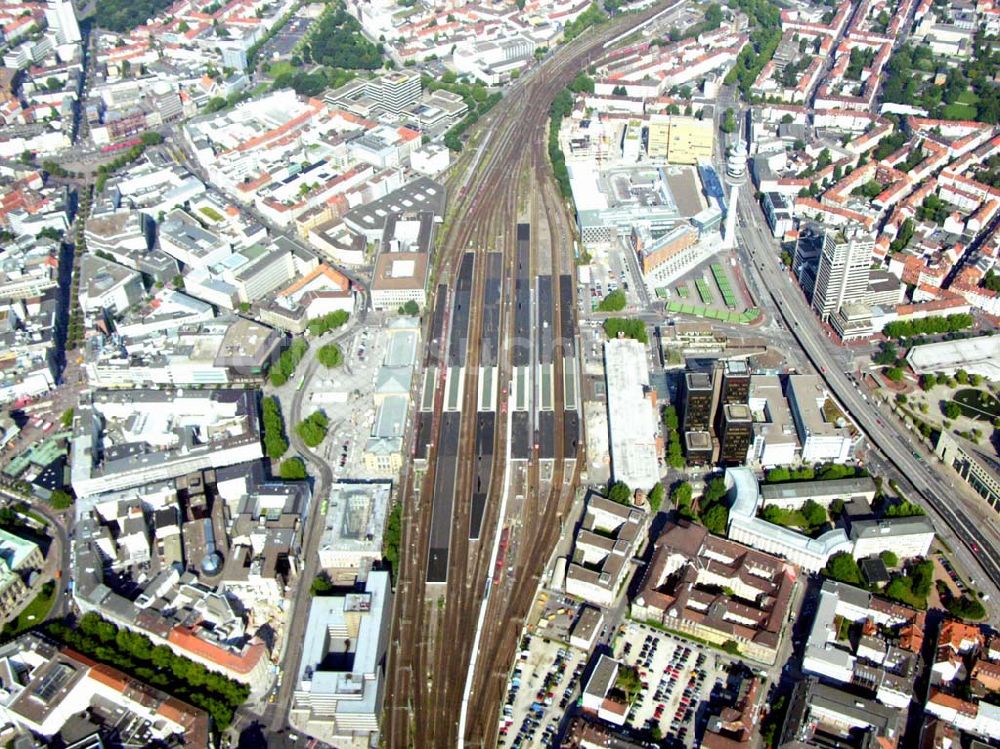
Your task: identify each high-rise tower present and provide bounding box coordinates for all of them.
[811,226,876,322]
[46,0,81,45]
[723,144,747,249]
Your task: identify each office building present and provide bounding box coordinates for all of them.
[719,360,751,405]
[665,116,714,164]
[747,375,800,467]
[935,431,1000,514]
[580,655,628,726]
[811,227,876,322]
[290,572,393,742]
[374,70,421,114]
[682,371,713,432]
[318,482,392,578]
[726,467,853,572]
[683,430,713,465]
[646,115,714,164]
[45,0,81,45]
[718,403,753,465]
[787,375,857,464]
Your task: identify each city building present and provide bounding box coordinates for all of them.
[703,676,761,749]
[70,389,263,498]
[780,678,901,747]
[564,492,647,607]
[604,337,661,492]
[290,571,392,742]
[369,210,436,311]
[78,254,145,317]
[907,335,1000,382]
[580,654,628,726]
[801,580,925,708]
[45,0,81,45]
[569,165,705,246]
[631,519,795,664]
[318,482,392,580]
[0,634,210,748]
[811,227,876,322]
[0,529,44,623]
[663,116,715,164]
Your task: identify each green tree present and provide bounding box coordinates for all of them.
[317,343,343,368]
[880,550,899,567]
[825,552,863,584]
[296,411,329,448]
[885,367,904,382]
[647,482,664,513]
[801,499,827,528]
[48,490,73,510]
[400,299,420,316]
[702,503,729,535]
[310,573,336,596]
[607,481,632,505]
[720,108,736,133]
[671,481,693,508]
[60,408,74,428]
[597,288,626,312]
[721,640,740,655]
[944,401,962,420]
[279,457,307,480]
[703,477,727,505]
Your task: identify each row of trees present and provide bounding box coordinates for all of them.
[46,613,250,731]
[920,370,986,390]
[261,396,289,460]
[548,88,574,197]
[308,309,350,336]
[662,405,684,469]
[882,313,974,339]
[765,463,865,483]
[270,338,308,386]
[562,2,605,42]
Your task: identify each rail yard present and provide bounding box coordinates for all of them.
[382,6,672,748]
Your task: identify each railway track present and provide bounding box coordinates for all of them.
[384,6,670,748]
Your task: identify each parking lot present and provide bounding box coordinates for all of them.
[498,633,587,749]
[613,622,740,748]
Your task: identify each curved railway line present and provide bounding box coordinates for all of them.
[383,6,671,747]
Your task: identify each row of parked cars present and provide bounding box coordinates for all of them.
[500,643,582,749]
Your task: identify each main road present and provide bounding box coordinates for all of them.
[735,185,1000,614]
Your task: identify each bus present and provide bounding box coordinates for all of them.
[296,375,305,391]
